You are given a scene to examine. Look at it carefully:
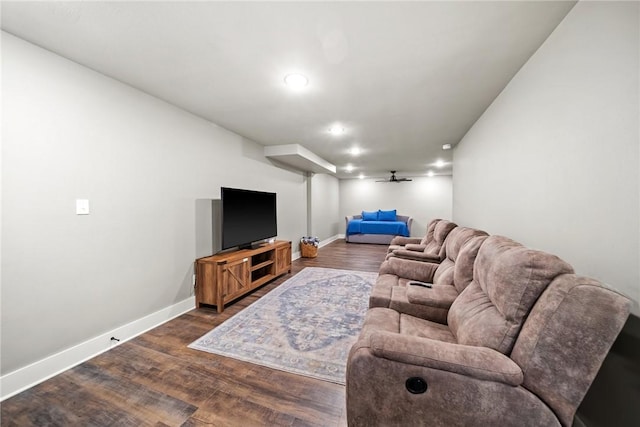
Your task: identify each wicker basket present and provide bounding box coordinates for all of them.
[300,242,318,258]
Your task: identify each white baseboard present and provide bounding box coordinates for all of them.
[0,296,195,402]
[319,234,341,248]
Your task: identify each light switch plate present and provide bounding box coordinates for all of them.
[76,199,90,215]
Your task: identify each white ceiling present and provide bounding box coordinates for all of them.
[1,1,576,179]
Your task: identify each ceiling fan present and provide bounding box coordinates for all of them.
[376,171,413,183]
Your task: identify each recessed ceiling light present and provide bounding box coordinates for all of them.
[350,147,361,156]
[435,160,445,168]
[345,164,354,173]
[427,171,435,177]
[329,125,345,136]
[284,73,308,89]
[358,174,364,179]
[442,144,452,150]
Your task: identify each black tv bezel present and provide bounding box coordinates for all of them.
[220,187,277,250]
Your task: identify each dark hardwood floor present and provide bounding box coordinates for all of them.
[1,239,388,427]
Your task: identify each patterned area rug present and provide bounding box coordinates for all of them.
[188,267,377,384]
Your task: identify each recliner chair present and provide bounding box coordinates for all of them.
[371,226,488,323]
[347,236,631,426]
[387,219,457,262]
[387,218,442,253]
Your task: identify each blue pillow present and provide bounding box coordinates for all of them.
[362,210,378,221]
[378,209,397,221]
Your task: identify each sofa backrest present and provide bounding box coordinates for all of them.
[510,274,630,426]
[447,235,574,355]
[419,218,441,246]
[432,227,488,291]
[421,219,457,260]
[451,234,488,294]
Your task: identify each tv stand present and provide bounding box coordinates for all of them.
[195,240,292,313]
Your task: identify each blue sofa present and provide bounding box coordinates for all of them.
[345,210,413,244]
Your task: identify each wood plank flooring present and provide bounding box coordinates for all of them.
[1,240,388,427]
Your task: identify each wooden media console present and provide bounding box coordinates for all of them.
[195,240,292,313]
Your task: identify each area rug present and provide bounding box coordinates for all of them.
[188,267,377,384]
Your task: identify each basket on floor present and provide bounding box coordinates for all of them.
[300,242,318,258]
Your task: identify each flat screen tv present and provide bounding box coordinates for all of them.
[221,187,277,250]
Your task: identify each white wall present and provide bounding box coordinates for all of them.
[339,176,453,237]
[1,33,307,375]
[309,173,340,241]
[453,1,639,306]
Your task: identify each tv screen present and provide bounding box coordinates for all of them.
[221,187,277,250]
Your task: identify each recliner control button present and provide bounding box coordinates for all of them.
[406,377,428,394]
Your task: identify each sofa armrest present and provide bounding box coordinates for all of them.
[382,257,439,283]
[396,215,413,233]
[391,248,441,263]
[405,243,427,252]
[345,214,362,229]
[406,283,458,309]
[368,331,523,386]
[389,236,422,246]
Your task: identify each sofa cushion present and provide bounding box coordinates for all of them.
[423,220,457,259]
[389,286,449,324]
[431,227,488,293]
[378,209,397,221]
[360,307,457,344]
[443,227,487,263]
[400,313,457,343]
[419,218,440,245]
[453,234,488,293]
[361,210,378,221]
[447,235,574,354]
